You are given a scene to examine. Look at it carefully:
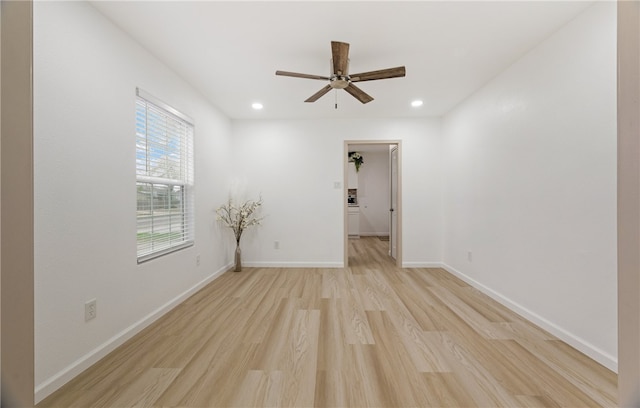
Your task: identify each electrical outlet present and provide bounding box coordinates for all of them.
[274,241,280,250]
[85,299,97,322]
[196,254,201,266]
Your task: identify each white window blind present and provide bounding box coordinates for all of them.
[136,89,194,263]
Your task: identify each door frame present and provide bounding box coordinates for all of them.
[343,140,402,268]
[389,145,399,260]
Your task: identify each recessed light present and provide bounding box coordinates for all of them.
[411,100,423,108]
[252,102,263,110]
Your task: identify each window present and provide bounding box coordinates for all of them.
[136,88,194,262]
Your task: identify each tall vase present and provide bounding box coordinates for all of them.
[234,244,242,272]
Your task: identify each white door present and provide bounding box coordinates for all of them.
[390,146,398,259]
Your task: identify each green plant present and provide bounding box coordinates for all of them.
[349,151,364,172]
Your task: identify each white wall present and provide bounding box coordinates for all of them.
[356,151,390,237]
[31,0,618,402]
[230,118,442,267]
[33,2,234,401]
[442,2,617,370]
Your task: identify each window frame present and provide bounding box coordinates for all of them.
[136,88,195,263]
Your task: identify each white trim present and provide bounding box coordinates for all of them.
[137,241,194,264]
[34,264,231,403]
[136,87,194,125]
[243,261,343,268]
[34,259,618,402]
[441,263,618,372]
[402,261,445,268]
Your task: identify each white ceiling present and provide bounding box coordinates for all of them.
[90,1,593,120]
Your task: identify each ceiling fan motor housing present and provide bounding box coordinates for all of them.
[330,75,350,89]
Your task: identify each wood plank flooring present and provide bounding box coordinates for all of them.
[38,237,617,407]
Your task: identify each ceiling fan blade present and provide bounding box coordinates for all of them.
[344,84,374,104]
[305,84,333,103]
[331,41,350,75]
[276,70,330,81]
[350,66,406,82]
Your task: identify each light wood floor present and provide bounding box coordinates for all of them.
[39,237,617,407]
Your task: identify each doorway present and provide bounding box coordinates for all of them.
[344,141,401,268]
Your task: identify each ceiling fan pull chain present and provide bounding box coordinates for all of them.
[335,89,338,110]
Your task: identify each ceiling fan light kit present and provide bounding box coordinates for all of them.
[330,75,350,89]
[276,41,406,105]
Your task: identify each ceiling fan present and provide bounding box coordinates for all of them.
[276,41,406,104]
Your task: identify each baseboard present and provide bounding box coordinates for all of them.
[36,260,617,402]
[441,263,618,372]
[34,263,231,403]
[243,261,343,268]
[402,261,444,268]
